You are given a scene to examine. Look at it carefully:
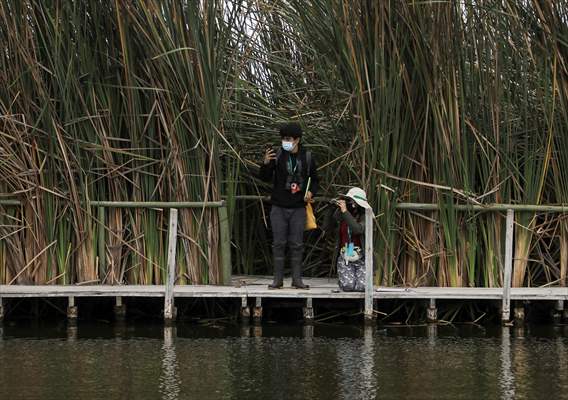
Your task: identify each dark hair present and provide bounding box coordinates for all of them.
[279,122,303,138]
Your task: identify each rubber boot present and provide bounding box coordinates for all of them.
[290,251,309,290]
[269,255,284,289]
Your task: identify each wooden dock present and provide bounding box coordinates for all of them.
[2,276,568,301]
[3,203,567,324]
[2,276,568,324]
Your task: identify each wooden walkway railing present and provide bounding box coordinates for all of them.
[2,198,568,323]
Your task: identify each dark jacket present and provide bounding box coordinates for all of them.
[259,146,319,208]
[325,208,365,236]
[323,207,365,255]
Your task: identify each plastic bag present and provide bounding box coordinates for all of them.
[305,202,317,230]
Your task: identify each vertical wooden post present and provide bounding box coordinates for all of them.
[427,299,437,323]
[303,297,314,322]
[253,297,263,323]
[0,297,4,322]
[240,296,250,322]
[552,300,564,325]
[502,209,514,323]
[67,296,78,321]
[364,208,374,321]
[164,208,178,323]
[218,203,232,285]
[97,206,106,277]
[114,296,126,321]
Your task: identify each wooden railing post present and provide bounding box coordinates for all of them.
[364,208,374,321]
[164,208,178,322]
[97,206,106,278]
[502,209,515,323]
[218,202,232,285]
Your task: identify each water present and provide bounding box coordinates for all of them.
[1,323,568,400]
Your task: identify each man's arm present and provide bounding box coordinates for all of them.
[259,161,275,182]
[259,148,277,182]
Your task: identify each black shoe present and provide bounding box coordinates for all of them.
[291,281,310,290]
[268,282,283,290]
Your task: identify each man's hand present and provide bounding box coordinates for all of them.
[263,148,277,165]
[304,190,313,202]
[337,199,347,213]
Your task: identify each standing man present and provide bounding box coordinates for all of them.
[259,122,319,289]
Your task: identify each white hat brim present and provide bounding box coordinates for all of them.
[345,194,372,210]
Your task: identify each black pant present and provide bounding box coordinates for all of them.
[270,205,306,284]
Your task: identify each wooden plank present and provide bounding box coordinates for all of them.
[175,285,365,299]
[218,204,232,285]
[0,285,165,297]
[510,287,568,300]
[374,288,503,300]
[502,209,514,321]
[396,203,568,213]
[164,209,178,321]
[90,201,224,208]
[1,283,567,300]
[364,208,374,319]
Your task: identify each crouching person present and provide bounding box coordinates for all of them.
[327,188,372,292]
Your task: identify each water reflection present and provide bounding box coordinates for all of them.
[2,322,568,400]
[427,323,437,345]
[500,327,515,400]
[160,326,180,400]
[336,324,376,400]
[252,324,262,338]
[66,324,77,341]
[240,325,250,337]
[303,324,314,339]
[360,325,376,399]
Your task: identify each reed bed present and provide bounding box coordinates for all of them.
[1,0,568,288]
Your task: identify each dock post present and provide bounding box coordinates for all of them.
[240,296,250,322]
[427,323,437,340]
[0,298,4,322]
[218,203,232,285]
[364,208,375,321]
[552,300,564,325]
[303,297,314,323]
[501,209,514,323]
[303,324,314,338]
[67,296,78,321]
[164,208,178,323]
[114,296,126,321]
[253,297,263,323]
[514,302,526,325]
[427,299,437,323]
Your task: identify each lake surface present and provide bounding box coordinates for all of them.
[1,322,568,400]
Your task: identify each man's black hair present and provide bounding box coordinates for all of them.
[279,122,303,138]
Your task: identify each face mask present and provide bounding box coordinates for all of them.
[282,141,295,152]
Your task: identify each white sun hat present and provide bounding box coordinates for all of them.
[343,187,372,210]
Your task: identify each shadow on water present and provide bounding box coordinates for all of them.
[2,321,568,400]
